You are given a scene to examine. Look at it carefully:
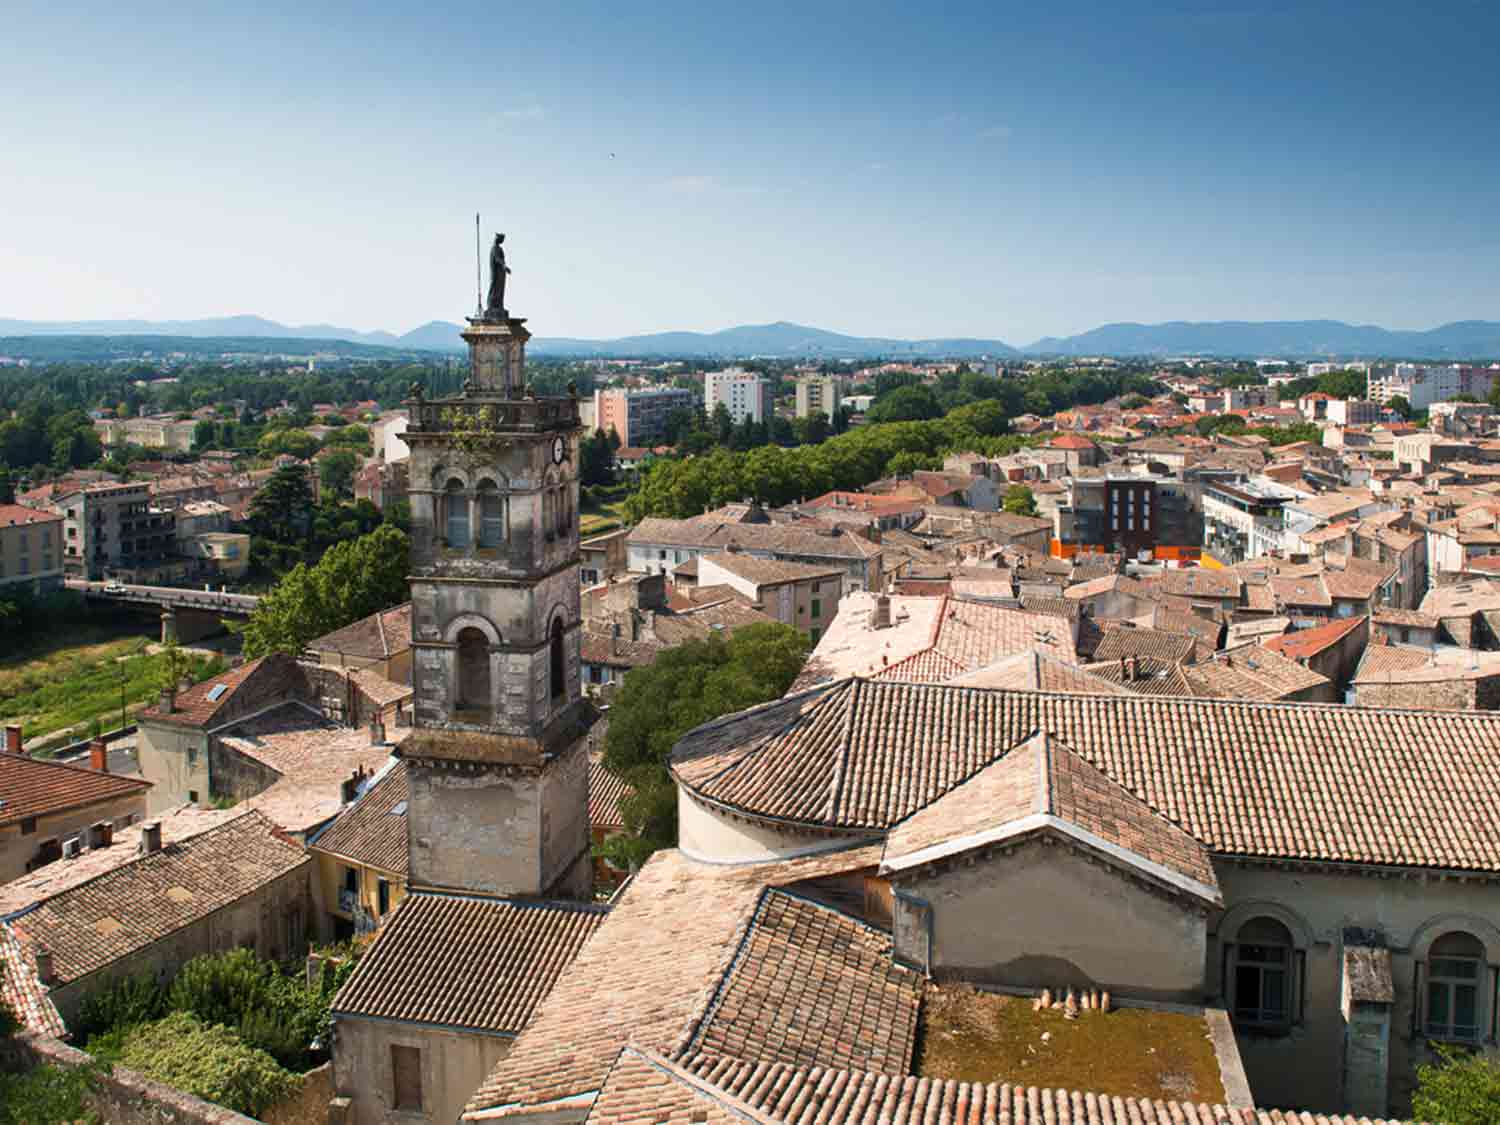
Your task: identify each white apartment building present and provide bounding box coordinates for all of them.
[1368,364,1500,411]
[704,368,770,425]
[94,415,197,453]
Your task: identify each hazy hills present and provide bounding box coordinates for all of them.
[4,315,1500,360]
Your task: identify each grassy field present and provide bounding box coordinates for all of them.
[0,625,226,748]
[580,486,632,537]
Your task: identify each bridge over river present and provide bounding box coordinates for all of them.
[68,579,260,643]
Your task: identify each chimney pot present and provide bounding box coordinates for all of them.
[369,718,386,747]
[88,820,113,849]
[872,594,892,630]
[34,947,54,986]
[141,821,162,854]
[90,737,109,773]
[3,724,22,755]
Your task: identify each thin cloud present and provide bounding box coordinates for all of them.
[663,175,717,194]
[501,105,546,122]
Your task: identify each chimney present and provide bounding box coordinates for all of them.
[369,717,386,747]
[159,688,175,714]
[88,820,113,849]
[341,770,362,805]
[872,594,892,630]
[3,724,21,755]
[140,821,162,854]
[33,948,54,986]
[90,737,109,773]
[1126,655,1139,681]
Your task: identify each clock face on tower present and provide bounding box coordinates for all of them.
[552,435,566,465]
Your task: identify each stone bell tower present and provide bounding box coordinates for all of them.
[399,242,590,900]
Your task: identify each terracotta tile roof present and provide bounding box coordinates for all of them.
[0,504,61,527]
[946,651,1133,696]
[0,751,151,829]
[795,593,1075,690]
[1269,574,1332,609]
[1421,579,1500,617]
[590,754,634,832]
[331,892,606,1034]
[137,654,270,727]
[308,759,408,876]
[1321,560,1392,601]
[1372,608,1438,629]
[1080,658,1194,697]
[5,810,307,989]
[699,551,843,587]
[1157,568,1241,601]
[628,519,881,561]
[1048,433,1097,450]
[0,922,65,1038]
[1181,644,1331,701]
[671,678,1500,872]
[684,890,922,1071]
[582,631,663,669]
[1090,625,1195,666]
[643,1051,1421,1125]
[306,602,412,660]
[216,703,403,835]
[881,733,1218,900]
[1354,644,1500,685]
[1225,616,1291,646]
[1262,615,1366,662]
[463,844,885,1117]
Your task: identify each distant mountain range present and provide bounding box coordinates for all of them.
[5,315,1500,360]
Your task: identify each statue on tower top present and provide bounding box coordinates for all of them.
[486,233,511,318]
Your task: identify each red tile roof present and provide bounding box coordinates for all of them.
[137,655,270,728]
[0,504,61,527]
[0,752,151,829]
[308,760,408,876]
[1262,615,1366,661]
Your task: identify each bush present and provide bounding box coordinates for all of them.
[168,948,270,1031]
[0,1063,101,1125]
[111,1012,296,1117]
[73,971,167,1042]
[1413,1044,1500,1125]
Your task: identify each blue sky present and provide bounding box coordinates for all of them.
[3,1,1496,343]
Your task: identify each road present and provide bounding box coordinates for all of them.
[67,578,261,615]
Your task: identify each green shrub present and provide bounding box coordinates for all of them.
[111,1012,297,1118]
[1414,1044,1500,1125]
[0,1062,101,1125]
[73,971,167,1042]
[167,948,271,1030]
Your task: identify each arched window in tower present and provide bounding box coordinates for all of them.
[477,481,504,547]
[456,627,490,714]
[444,478,469,548]
[550,616,566,701]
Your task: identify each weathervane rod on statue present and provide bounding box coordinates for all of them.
[474,212,482,317]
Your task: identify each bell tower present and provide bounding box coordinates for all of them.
[400,241,590,900]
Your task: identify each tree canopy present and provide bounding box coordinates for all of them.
[1413,1044,1500,1125]
[1003,484,1039,517]
[240,523,409,658]
[601,622,809,867]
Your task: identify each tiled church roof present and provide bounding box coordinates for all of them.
[672,678,1500,872]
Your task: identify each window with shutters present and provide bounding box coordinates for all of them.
[391,1044,423,1111]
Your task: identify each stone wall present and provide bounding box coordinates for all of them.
[208,739,284,803]
[1352,675,1500,711]
[0,1032,259,1124]
[331,1016,510,1125]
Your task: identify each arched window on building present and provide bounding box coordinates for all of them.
[477,481,504,547]
[1427,931,1486,1042]
[1230,916,1294,1030]
[456,627,490,714]
[550,616,566,701]
[444,478,469,548]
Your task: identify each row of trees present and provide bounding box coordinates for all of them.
[623,400,1037,521]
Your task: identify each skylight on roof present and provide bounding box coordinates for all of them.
[389,800,408,817]
[206,684,228,702]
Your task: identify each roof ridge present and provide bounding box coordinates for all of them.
[0,749,152,786]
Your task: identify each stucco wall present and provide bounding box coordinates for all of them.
[676,790,869,865]
[538,737,590,895]
[208,739,283,803]
[137,722,211,813]
[892,838,1208,1002]
[332,1017,510,1125]
[406,761,542,895]
[1209,860,1500,1115]
[0,791,148,883]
